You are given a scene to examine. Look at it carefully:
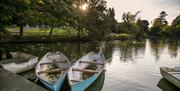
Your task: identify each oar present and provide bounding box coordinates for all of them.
[37,68,69,75]
[72,68,98,74]
[79,61,104,65]
[40,61,66,66]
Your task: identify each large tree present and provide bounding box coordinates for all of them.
[136,19,149,37]
[122,11,141,24]
[150,11,168,36]
[36,0,76,37]
[171,15,180,37]
[117,11,141,37]
[75,0,114,40]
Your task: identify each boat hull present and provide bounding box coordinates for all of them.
[39,73,68,91]
[160,67,180,89]
[0,52,38,73]
[68,52,106,91]
[71,69,105,91]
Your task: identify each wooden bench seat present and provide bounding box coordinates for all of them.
[79,61,104,65]
[37,68,68,75]
[72,68,98,74]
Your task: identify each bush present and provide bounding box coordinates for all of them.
[104,33,131,40]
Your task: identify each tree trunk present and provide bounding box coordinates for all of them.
[0,32,2,43]
[49,21,54,38]
[20,25,24,39]
[77,28,80,41]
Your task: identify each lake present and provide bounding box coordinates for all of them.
[0,39,180,91]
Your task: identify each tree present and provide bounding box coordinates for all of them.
[75,0,113,40]
[136,19,149,37]
[170,15,180,37]
[118,11,141,37]
[107,8,117,33]
[122,11,141,24]
[36,0,76,37]
[11,0,31,38]
[0,0,18,32]
[150,11,168,36]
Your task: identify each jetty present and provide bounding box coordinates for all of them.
[0,67,48,91]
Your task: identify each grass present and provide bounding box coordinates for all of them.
[6,26,78,35]
[104,33,130,40]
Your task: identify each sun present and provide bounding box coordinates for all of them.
[81,3,88,11]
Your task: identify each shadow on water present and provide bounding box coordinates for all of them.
[157,78,179,91]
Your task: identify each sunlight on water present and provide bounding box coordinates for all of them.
[102,39,180,91]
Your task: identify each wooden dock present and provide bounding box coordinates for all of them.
[0,67,48,91]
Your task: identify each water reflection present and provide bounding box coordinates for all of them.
[157,78,179,91]
[1,39,180,91]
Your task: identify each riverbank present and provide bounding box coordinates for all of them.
[0,34,130,44]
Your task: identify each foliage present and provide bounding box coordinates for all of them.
[122,11,141,24]
[170,15,180,37]
[74,0,116,40]
[116,22,140,37]
[150,11,168,36]
[110,33,130,39]
[136,19,149,37]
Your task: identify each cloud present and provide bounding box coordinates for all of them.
[106,0,180,24]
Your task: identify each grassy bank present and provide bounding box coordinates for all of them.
[1,27,133,43]
[6,27,78,35]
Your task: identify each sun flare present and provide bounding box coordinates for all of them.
[81,3,88,11]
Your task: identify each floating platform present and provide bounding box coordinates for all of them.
[0,67,48,91]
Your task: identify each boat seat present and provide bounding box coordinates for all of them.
[37,68,69,75]
[70,79,83,82]
[72,68,98,74]
[40,61,67,66]
[79,61,104,65]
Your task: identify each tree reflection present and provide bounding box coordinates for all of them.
[150,39,167,62]
[168,40,178,58]
[111,40,145,63]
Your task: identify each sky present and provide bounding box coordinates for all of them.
[106,0,180,24]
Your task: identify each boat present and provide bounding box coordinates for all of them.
[35,52,70,91]
[0,52,38,73]
[157,78,179,91]
[85,69,105,91]
[67,52,105,91]
[160,67,180,89]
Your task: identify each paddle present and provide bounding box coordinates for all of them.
[37,68,69,75]
[79,61,104,65]
[72,68,98,74]
[40,61,67,66]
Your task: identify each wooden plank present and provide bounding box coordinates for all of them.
[40,61,66,66]
[72,68,98,74]
[79,61,104,65]
[70,79,83,82]
[0,68,48,91]
[37,68,69,75]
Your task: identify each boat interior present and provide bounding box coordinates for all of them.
[69,52,105,85]
[36,52,70,83]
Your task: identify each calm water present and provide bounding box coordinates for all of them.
[1,39,180,91]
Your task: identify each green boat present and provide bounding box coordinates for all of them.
[160,67,180,89]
